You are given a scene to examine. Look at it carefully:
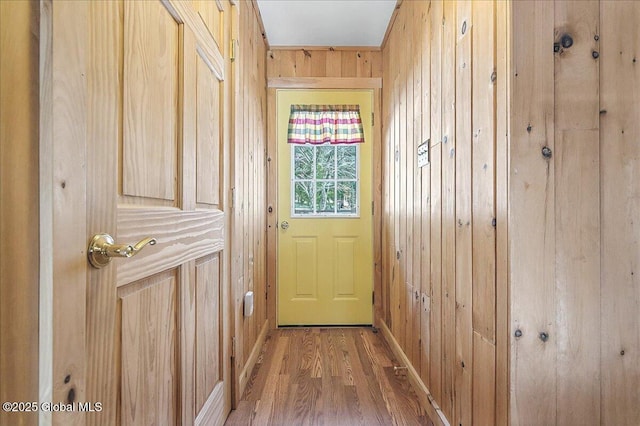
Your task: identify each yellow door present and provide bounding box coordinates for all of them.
[277,90,373,325]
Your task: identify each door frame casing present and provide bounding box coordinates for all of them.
[39,1,88,423]
[265,78,383,329]
[0,2,42,425]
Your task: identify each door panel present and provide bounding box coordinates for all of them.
[119,270,178,425]
[277,90,374,325]
[83,1,230,424]
[196,52,222,206]
[122,0,179,202]
[194,0,224,51]
[195,254,222,412]
[293,237,318,297]
[334,237,356,297]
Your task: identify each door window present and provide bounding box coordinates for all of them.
[291,144,359,217]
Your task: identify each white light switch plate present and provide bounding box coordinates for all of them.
[417,140,430,168]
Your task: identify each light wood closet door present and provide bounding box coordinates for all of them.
[86,1,229,424]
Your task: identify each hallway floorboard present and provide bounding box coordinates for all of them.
[225,327,434,426]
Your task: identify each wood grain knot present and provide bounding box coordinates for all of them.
[560,34,573,49]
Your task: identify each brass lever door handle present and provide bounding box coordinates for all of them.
[88,233,157,268]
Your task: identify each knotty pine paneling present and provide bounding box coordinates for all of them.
[453,1,472,424]
[509,0,557,423]
[599,1,639,425]
[383,0,639,425]
[440,0,456,417]
[494,1,509,423]
[417,0,432,393]
[381,0,507,424]
[510,0,639,425]
[554,2,600,425]
[398,4,409,355]
[267,48,382,79]
[231,0,268,405]
[410,2,424,371]
[428,0,443,409]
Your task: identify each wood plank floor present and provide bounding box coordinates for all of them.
[225,327,434,426]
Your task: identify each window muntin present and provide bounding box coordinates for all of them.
[291,144,359,217]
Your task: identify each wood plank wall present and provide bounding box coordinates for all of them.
[381,1,509,424]
[231,0,269,404]
[266,48,382,78]
[510,1,640,425]
[0,2,40,425]
[599,3,640,423]
[384,1,639,424]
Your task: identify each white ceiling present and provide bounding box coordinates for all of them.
[255,0,397,47]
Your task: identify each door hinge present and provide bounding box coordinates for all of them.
[230,38,238,62]
[372,291,375,305]
[371,112,375,126]
[231,336,237,359]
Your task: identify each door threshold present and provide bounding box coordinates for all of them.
[277,324,373,329]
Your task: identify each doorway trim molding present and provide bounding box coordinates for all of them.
[265,78,383,329]
[268,77,381,89]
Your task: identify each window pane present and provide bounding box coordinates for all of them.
[294,146,314,179]
[337,146,357,179]
[337,181,357,214]
[291,143,360,217]
[315,182,335,213]
[315,145,335,180]
[294,181,314,215]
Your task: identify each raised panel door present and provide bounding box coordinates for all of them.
[84,1,230,425]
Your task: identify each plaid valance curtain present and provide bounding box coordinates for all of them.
[287,104,365,144]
